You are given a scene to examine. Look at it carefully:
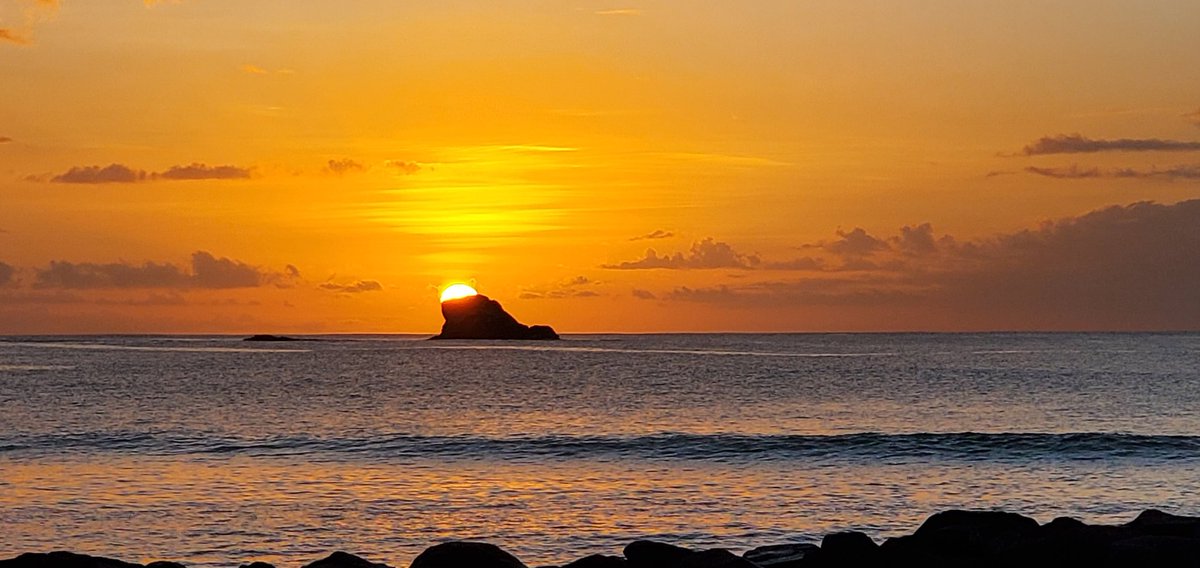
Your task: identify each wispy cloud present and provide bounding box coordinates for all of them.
[0,136,13,143]
[520,275,601,300]
[0,0,59,46]
[319,280,384,294]
[45,163,252,184]
[1020,134,1200,155]
[1026,164,1200,181]
[595,8,642,16]
[630,229,674,241]
[604,238,760,270]
[1185,108,1200,128]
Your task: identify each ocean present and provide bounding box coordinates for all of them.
[1,333,1197,566]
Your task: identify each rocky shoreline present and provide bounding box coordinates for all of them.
[3,508,1198,567]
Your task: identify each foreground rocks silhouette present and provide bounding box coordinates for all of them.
[5,509,1200,568]
[431,294,558,340]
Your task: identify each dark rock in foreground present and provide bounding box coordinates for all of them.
[243,334,303,342]
[301,551,390,568]
[0,552,178,568]
[432,294,559,340]
[6,508,1200,568]
[410,542,527,568]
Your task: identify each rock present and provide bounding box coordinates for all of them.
[144,564,187,568]
[410,542,527,568]
[243,334,302,342]
[301,551,390,568]
[431,294,559,340]
[238,563,276,568]
[907,509,1040,560]
[679,549,758,568]
[1124,509,1200,539]
[1107,534,1200,564]
[741,543,819,567]
[820,531,877,564]
[0,552,142,568]
[560,555,627,568]
[623,541,694,567]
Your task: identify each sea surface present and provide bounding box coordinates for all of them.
[1,333,1198,566]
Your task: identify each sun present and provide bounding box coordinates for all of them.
[440,283,479,302]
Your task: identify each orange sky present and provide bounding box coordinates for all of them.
[1,1,1198,333]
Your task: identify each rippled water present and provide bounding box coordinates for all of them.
[0,333,1197,566]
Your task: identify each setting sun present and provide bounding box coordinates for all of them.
[439,283,479,303]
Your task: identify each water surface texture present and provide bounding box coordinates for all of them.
[1,333,1197,566]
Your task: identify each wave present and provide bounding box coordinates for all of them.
[3,431,1198,463]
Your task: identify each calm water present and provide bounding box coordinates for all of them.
[0,333,1198,566]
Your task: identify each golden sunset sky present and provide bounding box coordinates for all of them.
[2,1,1198,333]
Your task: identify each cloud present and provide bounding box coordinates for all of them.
[46,163,252,183]
[595,8,642,15]
[823,228,889,256]
[519,275,600,299]
[604,238,761,269]
[0,0,58,46]
[632,288,656,300]
[34,251,288,289]
[52,164,147,183]
[0,262,14,286]
[319,280,384,294]
[0,136,12,143]
[1025,165,1102,179]
[1020,134,1200,155]
[386,160,421,175]
[0,29,28,45]
[1026,164,1200,181]
[240,63,268,75]
[656,199,1200,330]
[326,159,365,175]
[1184,109,1200,128]
[761,256,825,271]
[631,229,674,241]
[157,163,252,180]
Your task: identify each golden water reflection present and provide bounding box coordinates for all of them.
[0,455,1192,567]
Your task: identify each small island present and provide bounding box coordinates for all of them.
[242,335,304,342]
[432,292,559,340]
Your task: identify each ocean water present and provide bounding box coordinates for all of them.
[0,333,1198,566]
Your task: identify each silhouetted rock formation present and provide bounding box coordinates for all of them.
[300,551,390,568]
[432,294,559,340]
[243,334,302,342]
[0,552,182,568]
[409,542,527,568]
[6,508,1200,567]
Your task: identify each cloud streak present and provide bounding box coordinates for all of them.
[319,280,384,294]
[47,163,252,184]
[1021,134,1200,155]
[1026,164,1200,181]
[631,229,674,241]
[34,252,289,289]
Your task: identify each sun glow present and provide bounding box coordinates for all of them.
[440,283,479,302]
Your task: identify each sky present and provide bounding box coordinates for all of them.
[1,0,1198,333]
